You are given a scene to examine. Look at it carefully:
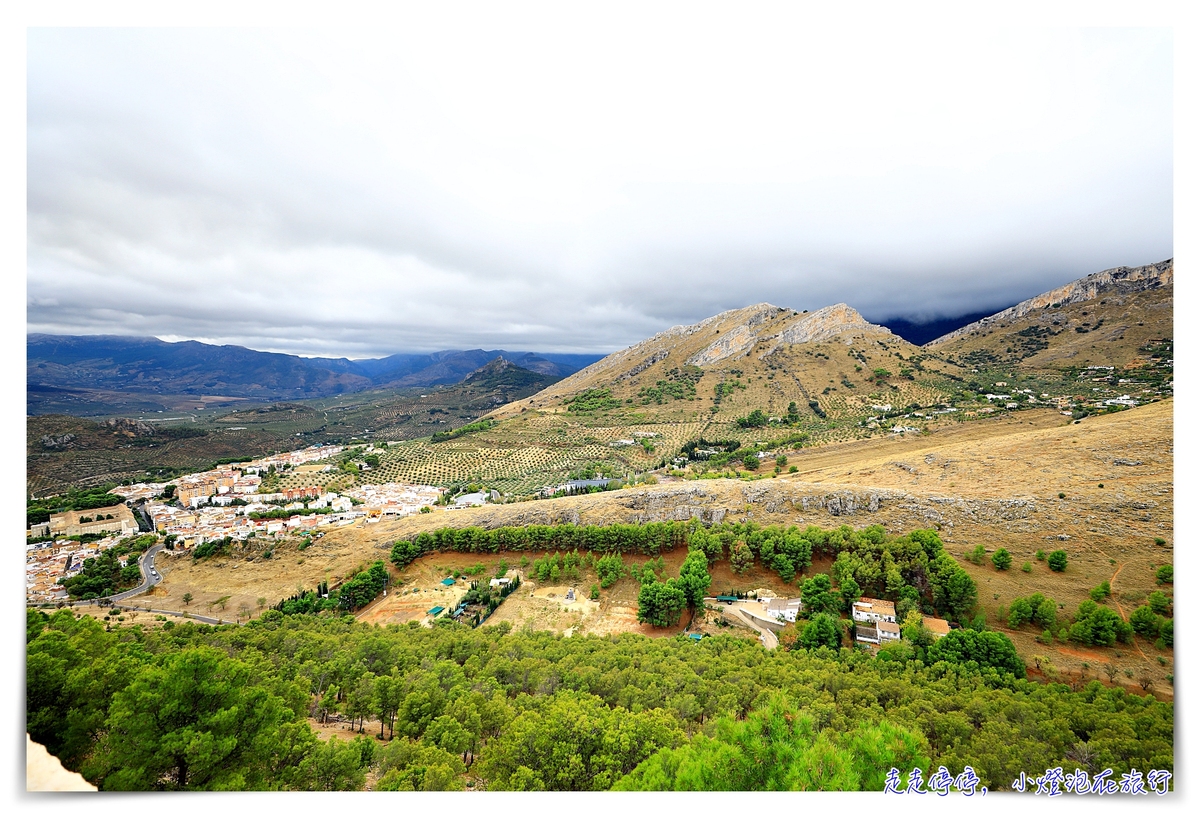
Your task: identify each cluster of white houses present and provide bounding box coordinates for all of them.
[26,445,446,603]
[754,593,951,646]
[851,597,951,645]
[139,479,443,548]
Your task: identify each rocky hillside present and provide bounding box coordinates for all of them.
[929,259,1172,345]
[926,260,1173,372]
[489,302,965,425]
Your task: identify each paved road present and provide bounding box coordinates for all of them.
[63,543,232,625]
[705,597,781,650]
[111,543,165,601]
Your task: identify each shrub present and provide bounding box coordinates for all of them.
[991,548,1012,571]
[1035,550,1046,561]
[1007,597,1033,628]
[1047,550,1067,572]
[1033,598,1057,630]
[1021,562,1032,573]
[1089,581,1111,602]
[1155,565,1173,584]
[1129,605,1162,638]
[1154,537,1166,546]
[966,544,987,565]
[1069,600,1125,646]
[1147,591,1170,615]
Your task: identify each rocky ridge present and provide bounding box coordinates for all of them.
[522,301,900,404]
[927,259,1173,346]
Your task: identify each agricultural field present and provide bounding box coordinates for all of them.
[280,416,711,497]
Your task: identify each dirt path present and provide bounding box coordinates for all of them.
[1107,561,1128,618]
[1102,557,1148,661]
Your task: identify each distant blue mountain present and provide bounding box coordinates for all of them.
[27,334,605,404]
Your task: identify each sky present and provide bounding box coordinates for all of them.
[25,17,1173,359]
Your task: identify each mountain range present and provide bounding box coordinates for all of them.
[28,258,1172,420]
[26,335,603,413]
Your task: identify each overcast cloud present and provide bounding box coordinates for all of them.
[27,20,1172,358]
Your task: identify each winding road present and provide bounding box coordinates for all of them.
[66,543,233,625]
[111,543,165,600]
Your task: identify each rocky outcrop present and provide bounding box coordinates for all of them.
[771,303,885,347]
[102,417,158,436]
[375,479,1058,546]
[928,259,1173,345]
[620,349,669,380]
[39,433,76,449]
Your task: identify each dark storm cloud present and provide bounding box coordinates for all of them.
[27,23,1172,358]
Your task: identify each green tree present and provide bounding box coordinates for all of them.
[595,553,626,588]
[1155,564,1173,584]
[1129,605,1162,638]
[927,629,1025,678]
[1069,600,1126,646]
[297,735,368,791]
[736,409,769,428]
[1033,598,1058,631]
[637,578,688,628]
[424,714,472,757]
[478,689,682,790]
[930,553,977,619]
[614,693,927,791]
[839,576,861,614]
[729,541,754,575]
[1147,591,1170,615]
[742,454,760,470]
[1047,550,1068,572]
[798,613,841,650]
[93,648,296,790]
[800,574,837,616]
[677,550,712,610]
[991,548,1012,571]
[376,739,465,791]
[1007,597,1033,628]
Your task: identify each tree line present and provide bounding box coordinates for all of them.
[27,607,1172,791]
